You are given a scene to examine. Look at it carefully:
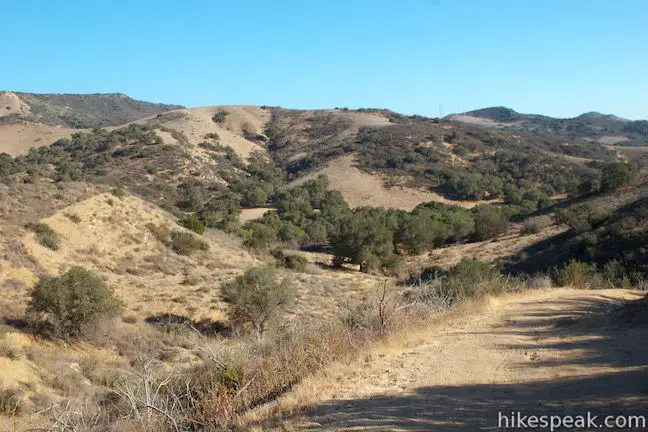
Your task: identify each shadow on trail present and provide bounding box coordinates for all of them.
[284,292,648,431]
[293,370,648,431]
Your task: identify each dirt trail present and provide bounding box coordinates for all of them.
[275,288,648,431]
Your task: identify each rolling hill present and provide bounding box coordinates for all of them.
[0,92,647,430]
[1,91,183,128]
[0,91,183,156]
[448,106,648,146]
[0,94,625,215]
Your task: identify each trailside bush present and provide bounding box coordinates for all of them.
[439,260,506,302]
[555,260,595,289]
[220,267,294,336]
[27,267,121,339]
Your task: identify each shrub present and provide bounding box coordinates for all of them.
[65,213,82,223]
[27,267,121,338]
[555,260,595,289]
[330,208,398,273]
[439,260,507,302]
[221,267,294,336]
[198,196,241,232]
[555,203,609,233]
[0,343,18,360]
[110,187,127,198]
[522,220,541,235]
[169,230,209,255]
[26,222,61,250]
[472,206,509,241]
[178,214,205,234]
[281,254,309,272]
[212,110,229,124]
[600,161,636,192]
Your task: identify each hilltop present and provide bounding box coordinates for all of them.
[0,91,183,156]
[448,106,648,146]
[1,91,183,128]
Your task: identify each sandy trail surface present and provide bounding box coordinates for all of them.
[278,288,648,431]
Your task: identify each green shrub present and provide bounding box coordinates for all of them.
[198,196,241,232]
[178,214,205,234]
[169,230,209,255]
[555,203,609,233]
[27,267,121,339]
[281,254,309,272]
[26,222,61,250]
[601,260,633,289]
[243,222,278,251]
[555,260,595,289]
[110,187,127,199]
[439,260,507,302]
[330,208,398,273]
[204,132,220,141]
[221,267,294,336]
[472,206,509,241]
[212,110,229,124]
[601,161,636,192]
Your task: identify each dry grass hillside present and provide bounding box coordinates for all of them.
[2,188,382,324]
[291,154,498,210]
[0,183,391,428]
[0,95,647,430]
[0,91,182,155]
[0,122,81,156]
[447,106,648,146]
[132,106,270,161]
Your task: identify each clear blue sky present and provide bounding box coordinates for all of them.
[2,0,647,119]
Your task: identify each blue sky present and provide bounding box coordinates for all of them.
[2,0,647,119]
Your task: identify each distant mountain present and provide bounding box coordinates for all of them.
[0,91,183,128]
[447,106,647,146]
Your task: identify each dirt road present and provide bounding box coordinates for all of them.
[277,288,648,431]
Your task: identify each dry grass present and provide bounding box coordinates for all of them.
[0,122,81,156]
[117,105,270,162]
[415,223,566,270]
[290,154,499,210]
[0,187,391,427]
[240,289,515,429]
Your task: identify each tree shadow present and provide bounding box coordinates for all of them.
[144,313,231,337]
[277,292,648,431]
[291,370,648,431]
